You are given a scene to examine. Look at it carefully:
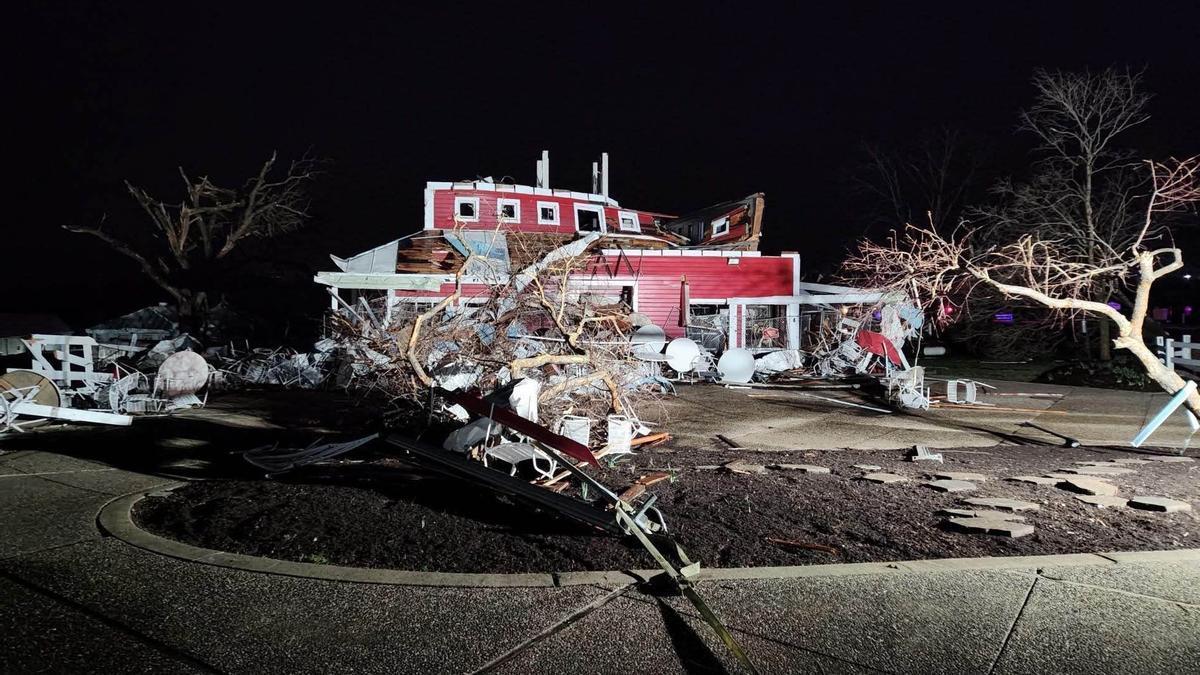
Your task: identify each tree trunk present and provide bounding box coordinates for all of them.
[175,289,209,336]
[1115,335,1200,418]
[1098,318,1112,361]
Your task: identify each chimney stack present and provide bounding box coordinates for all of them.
[600,152,609,198]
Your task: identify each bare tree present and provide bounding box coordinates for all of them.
[66,152,320,327]
[854,128,984,235]
[972,67,1152,359]
[844,156,1200,416]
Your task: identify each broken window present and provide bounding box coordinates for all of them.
[575,205,603,232]
[617,210,641,233]
[497,198,520,222]
[455,196,479,221]
[537,201,560,225]
[711,216,730,237]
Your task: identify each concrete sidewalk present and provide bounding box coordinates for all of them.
[2,449,1197,674]
[663,379,1199,451]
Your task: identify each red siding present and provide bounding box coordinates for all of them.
[588,254,795,338]
[394,253,796,340]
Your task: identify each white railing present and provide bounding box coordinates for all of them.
[1157,334,1199,370]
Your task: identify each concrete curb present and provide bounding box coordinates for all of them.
[99,487,1200,589]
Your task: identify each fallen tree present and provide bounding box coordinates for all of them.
[843,156,1200,416]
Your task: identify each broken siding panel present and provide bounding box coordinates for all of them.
[662,193,764,248]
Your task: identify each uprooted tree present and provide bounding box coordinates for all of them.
[65,152,321,328]
[843,156,1200,417]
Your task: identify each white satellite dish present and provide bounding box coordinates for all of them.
[717,348,756,383]
[631,324,667,355]
[156,351,210,397]
[665,338,702,373]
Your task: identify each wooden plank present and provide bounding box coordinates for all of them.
[629,432,671,447]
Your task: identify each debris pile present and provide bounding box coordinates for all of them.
[742,298,935,409]
[0,334,210,434]
[328,231,665,445]
[205,341,338,389]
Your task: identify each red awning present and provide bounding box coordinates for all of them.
[855,330,902,366]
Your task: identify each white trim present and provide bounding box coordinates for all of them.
[314,272,450,290]
[786,303,800,350]
[573,203,606,233]
[796,281,862,294]
[536,201,561,226]
[600,249,761,258]
[727,292,900,305]
[432,181,618,206]
[783,253,801,296]
[617,210,641,233]
[423,184,436,230]
[712,216,730,237]
[454,196,480,222]
[496,198,521,223]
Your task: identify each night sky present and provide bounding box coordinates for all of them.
[8,2,1200,330]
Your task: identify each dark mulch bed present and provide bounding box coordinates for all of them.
[134,444,1200,574]
[1035,355,1161,391]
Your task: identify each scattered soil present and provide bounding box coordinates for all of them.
[135,443,1200,574]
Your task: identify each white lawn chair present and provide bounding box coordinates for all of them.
[482,442,558,480]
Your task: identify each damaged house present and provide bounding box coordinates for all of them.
[316,152,885,355]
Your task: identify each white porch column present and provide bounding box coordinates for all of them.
[786,303,800,350]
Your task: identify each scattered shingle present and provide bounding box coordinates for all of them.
[961,497,1040,512]
[1128,496,1193,512]
[1075,495,1128,508]
[925,479,978,493]
[939,508,1026,521]
[723,460,768,475]
[946,516,1034,538]
[769,463,830,474]
[1058,477,1119,496]
[1059,466,1135,476]
[1008,476,1059,486]
[863,472,907,484]
[932,471,988,482]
